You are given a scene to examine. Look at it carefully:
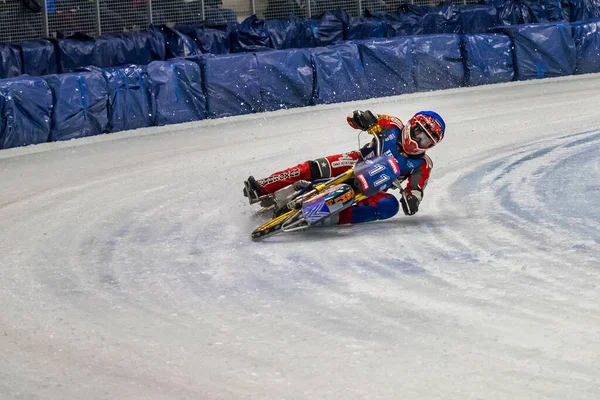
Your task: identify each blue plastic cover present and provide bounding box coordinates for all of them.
[493,0,535,25]
[567,0,600,22]
[56,34,97,73]
[103,65,153,133]
[423,3,462,34]
[494,22,576,80]
[265,18,316,49]
[230,15,272,53]
[255,49,313,111]
[314,10,350,46]
[147,60,207,125]
[17,40,58,76]
[571,19,600,74]
[412,34,465,91]
[0,77,52,149]
[145,28,167,61]
[356,37,414,97]
[0,44,23,79]
[44,71,109,141]
[150,25,199,59]
[175,24,231,54]
[461,34,514,86]
[311,43,369,104]
[200,53,262,118]
[460,4,499,34]
[391,6,426,36]
[346,17,394,40]
[94,33,154,68]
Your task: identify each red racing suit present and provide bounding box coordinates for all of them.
[255,115,433,224]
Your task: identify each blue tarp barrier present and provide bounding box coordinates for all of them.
[460,4,499,34]
[391,6,426,36]
[265,18,317,49]
[146,28,167,61]
[94,33,154,68]
[44,71,109,141]
[103,65,153,133]
[55,34,98,73]
[17,40,58,76]
[494,22,576,80]
[313,10,349,46]
[147,60,206,125]
[230,15,272,52]
[346,17,394,40]
[356,37,414,97]
[0,77,52,149]
[255,49,313,111]
[412,34,465,91]
[150,25,199,59]
[566,0,600,22]
[423,3,462,34]
[0,44,23,79]
[492,0,535,25]
[175,23,231,54]
[200,53,262,118]
[311,42,369,104]
[571,19,600,74]
[461,34,514,86]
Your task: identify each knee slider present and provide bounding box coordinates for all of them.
[376,195,399,220]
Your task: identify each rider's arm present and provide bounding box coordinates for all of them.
[406,154,433,199]
[347,110,404,134]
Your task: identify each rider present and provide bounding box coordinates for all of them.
[243,110,446,224]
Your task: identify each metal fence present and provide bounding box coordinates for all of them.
[1,0,481,43]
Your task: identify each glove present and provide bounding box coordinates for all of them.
[347,110,378,131]
[400,191,421,216]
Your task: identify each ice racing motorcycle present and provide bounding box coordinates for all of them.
[250,134,403,240]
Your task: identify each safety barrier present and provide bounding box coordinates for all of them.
[2,13,600,149]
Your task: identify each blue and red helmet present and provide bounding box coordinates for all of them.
[401,111,446,155]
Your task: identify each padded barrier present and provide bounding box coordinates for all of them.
[346,17,394,40]
[17,40,58,76]
[313,10,350,46]
[94,33,155,69]
[255,49,313,111]
[355,37,414,97]
[265,18,316,49]
[150,25,199,59]
[311,42,369,104]
[423,3,462,34]
[571,18,600,74]
[0,44,23,79]
[460,4,499,34]
[199,53,262,118]
[103,65,153,133]
[174,23,231,54]
[0,77,53,149]
[567,0,600,22]
[494,22,576,80]
[411,34,465,91]
[230,15,272,53]
[55,34,98,73]
[44,71,109,142]
[461,34,514,86]
[147,59,207,125]
[493,0,536,25]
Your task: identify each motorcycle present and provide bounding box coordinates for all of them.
[250,132,403,240]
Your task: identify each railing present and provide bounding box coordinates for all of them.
[1,0,480,43]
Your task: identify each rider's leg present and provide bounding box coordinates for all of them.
[337,192,400,225]
[245,152,361,197]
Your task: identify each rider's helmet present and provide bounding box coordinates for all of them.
[401,111,445,156]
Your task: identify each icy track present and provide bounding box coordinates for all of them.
[1,74,599,400]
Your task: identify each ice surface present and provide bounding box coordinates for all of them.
[0,75,599,400]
